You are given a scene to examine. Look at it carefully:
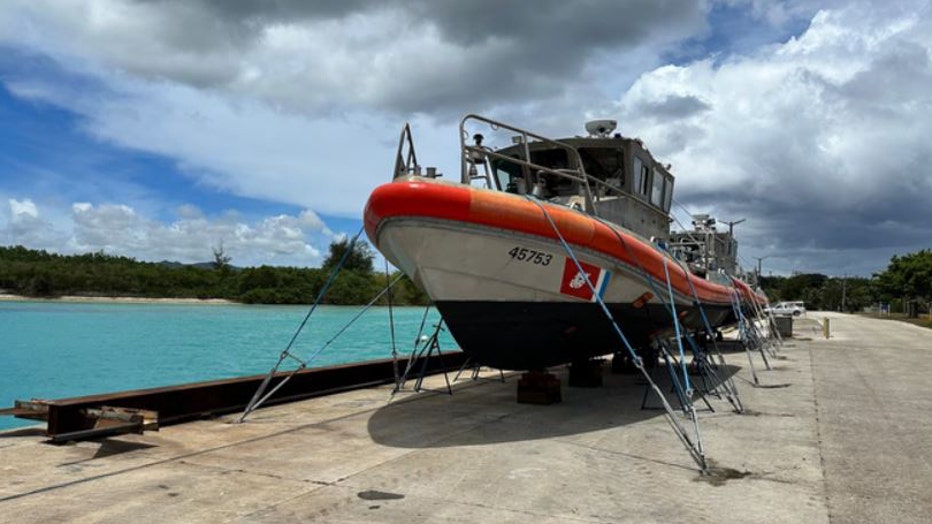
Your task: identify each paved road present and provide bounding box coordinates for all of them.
[810,312,932,523]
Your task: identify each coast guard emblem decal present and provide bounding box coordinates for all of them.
[560,258,611,301]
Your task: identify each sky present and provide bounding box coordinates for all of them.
[0,0,930,275]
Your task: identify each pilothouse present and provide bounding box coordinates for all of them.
[368,114,763,371]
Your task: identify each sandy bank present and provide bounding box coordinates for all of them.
[0,293,236,305]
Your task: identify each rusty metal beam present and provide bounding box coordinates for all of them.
[0,400,51,420]
[49,423,150,443]
[11,352,466,441]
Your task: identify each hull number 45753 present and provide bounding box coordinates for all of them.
[508,246,552,266]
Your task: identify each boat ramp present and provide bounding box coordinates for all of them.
[1,312,930,523]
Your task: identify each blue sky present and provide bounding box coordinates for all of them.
[1,0,930,274]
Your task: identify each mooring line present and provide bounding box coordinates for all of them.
[526,197,707,471]
[239,226,366,423]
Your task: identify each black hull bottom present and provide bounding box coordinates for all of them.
[435,301,735,370]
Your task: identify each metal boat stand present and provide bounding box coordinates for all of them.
[666,253,744,412]
[727,286,775,386]
[603,227,741,414]
[641,339,714,414]
[679,334,732,410]
[743,295,780,361]
[533,197,708,472]
[642,264,717,413]
[678,322,744,412]
[452,358,506,384]
[392,320,453,396]
[750,292,784,354]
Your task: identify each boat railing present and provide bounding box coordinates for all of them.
[459,114,599,215]
[393,122,420,179]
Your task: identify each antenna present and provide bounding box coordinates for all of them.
[722,218,746,235]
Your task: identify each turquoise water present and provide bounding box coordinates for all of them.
[0,301,454,430]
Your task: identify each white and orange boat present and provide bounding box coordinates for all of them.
[365,115,765,370]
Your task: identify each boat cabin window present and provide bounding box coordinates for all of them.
[490,146,627,199]
[492,150,579,197]
[578,147,624,188]
[650,168,674,212]
[529,149,570,171]
[650,168,664,207]
[541,173,580,197]
[494,149,581,197]
[492,157,524,193]
[633,157,650,197]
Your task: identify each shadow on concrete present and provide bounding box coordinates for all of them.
[0,426,46,438]
[56,438,158,466]
[368,363,742,449]
[91,438,157,459]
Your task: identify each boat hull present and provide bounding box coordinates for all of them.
[365,179,756,370]
[435,300,732,370]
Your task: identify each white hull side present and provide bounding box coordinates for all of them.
[377,217,692,308]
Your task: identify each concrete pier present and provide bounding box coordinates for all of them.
[2,312,930,523]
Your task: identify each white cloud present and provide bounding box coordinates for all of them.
[0,0,704,115]
[0,0,704,219]
[5,74,411,216]
[616,2,932,274]
[2,198,333,266]
[9,198,38,219]
[1,0,929,277]
[3,197,63,249]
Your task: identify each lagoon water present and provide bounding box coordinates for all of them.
[1,300,453,430]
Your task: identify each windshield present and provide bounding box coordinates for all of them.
[578,147,624,183]
[489,145,624,198]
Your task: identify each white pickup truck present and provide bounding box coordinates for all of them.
[767,301,806,317]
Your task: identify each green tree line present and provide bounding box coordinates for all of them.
[759,249,932,316]
[4,242,928,314]
[0,240,429,306]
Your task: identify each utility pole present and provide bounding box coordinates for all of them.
[841,274,847,312]
[722,218,746,236]
[753,256,770,279]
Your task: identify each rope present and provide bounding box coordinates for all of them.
[661,246,743,412]
[238,275,402,422]
[392,304,435,395]
[306,274,404,363]
[238,226,365,423]
[662,256,691,395]
[593,214,741,415]
[385,259,400,385]
[242,274,405,416]
[592,216,696,395]
[526,196,707,471]
[727,282,763,384]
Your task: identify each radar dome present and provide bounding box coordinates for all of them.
[585,119,617,137]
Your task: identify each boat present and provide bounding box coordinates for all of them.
[364,115,765,371]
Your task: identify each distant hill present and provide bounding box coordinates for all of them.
[156,260,237,271]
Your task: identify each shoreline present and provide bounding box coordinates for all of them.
[0,293,236,305]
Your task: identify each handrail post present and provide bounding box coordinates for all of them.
[458,114,600,217]
[394,123,418,179]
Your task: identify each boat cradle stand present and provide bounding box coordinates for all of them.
[453,357,506,384]
[530,196,708,471]
[517,371,562,405]
[568,358,605,388]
